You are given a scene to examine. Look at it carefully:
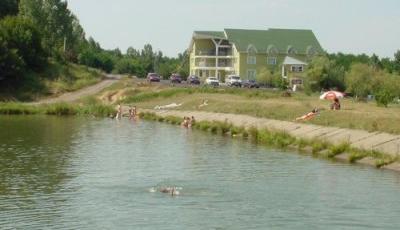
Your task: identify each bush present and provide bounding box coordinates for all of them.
[0,16,46,81]
[375,89,395,107]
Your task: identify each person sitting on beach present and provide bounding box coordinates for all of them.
[295,108,319,121]
[330,98,341,110]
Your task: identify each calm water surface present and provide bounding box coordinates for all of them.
[1,116,400,229]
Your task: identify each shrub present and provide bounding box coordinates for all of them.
[312,141,329,154]
[45,103,77,115]
[327,142,350,158]
[375,89,395,107]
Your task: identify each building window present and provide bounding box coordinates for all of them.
[247,56,256,65]
[291,65,304,72]
[247,69,256,80]
[267,57,277,65]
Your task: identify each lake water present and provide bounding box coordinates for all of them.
[1,116,400,229]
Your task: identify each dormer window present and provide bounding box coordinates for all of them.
[247,44,257,65]
[287,46,297,55]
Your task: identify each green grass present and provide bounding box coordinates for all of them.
[118,83,400,134]
[121,87,281,104]
[327,142,350,158]
[0,101,114,117]
[0,61,103,102]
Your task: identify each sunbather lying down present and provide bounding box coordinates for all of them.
[198,99,208,109]
[295,108,319,121]
[154,103,182,110]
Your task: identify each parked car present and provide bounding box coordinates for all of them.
[170,74,182,83]
[226,75,242,87]
[187,75,200,85]
[242,80,260,88]
[205,77,220,87]
[147,73,161,82]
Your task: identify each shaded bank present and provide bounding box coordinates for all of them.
[0,102,114,117]
[139,110,400,172]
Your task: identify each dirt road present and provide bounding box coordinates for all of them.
[32,74,121,104]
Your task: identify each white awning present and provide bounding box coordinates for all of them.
[283,56,308,65]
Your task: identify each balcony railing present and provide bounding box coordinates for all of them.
[196,50,233,56]
[195,63,234,68]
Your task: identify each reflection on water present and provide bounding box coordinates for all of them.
[1,116,400,229]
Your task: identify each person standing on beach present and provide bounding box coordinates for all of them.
[115,103,122,120]
[132,106,137,117]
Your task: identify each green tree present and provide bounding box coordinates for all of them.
[306,56,345,92]
[126,47,140,58]
[176,51,189,77]
[373,72,400,107]
[0,0,19,18]
[394,50,400,73]
[19,0,85,59]
[370,53,382,70]
[0,16,46,81]
[345,63,375,99]
[256,67,274,86]
[0,37,24,80]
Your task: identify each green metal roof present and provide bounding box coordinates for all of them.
[224,28,323,54]
[192,28,324,54]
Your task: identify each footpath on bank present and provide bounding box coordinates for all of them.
[143,109,400,171]
[31,74,121,105]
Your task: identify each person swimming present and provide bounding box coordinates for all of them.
[159,186,180,196]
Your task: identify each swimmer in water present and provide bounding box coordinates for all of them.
[159,186,180,196]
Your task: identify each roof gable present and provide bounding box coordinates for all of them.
[193,31,225,39]
[283,56,308,65]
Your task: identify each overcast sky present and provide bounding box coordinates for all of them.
[68,0,400,58]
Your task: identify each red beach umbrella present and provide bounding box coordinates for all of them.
[320,91,345,100]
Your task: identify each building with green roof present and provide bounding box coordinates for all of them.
[188,28,324,87]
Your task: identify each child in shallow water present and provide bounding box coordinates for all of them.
[181,117,190,128]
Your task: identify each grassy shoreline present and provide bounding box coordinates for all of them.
[102,80,400,134]
[0,101,114,117]
[139,111,399,170]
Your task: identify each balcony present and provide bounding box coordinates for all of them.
[194,62,234,71]
[195,49,233,57]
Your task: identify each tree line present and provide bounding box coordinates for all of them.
[0,0,188,87]
[256,51,400,107]
[306,51,400,106]
[78,41,189,78]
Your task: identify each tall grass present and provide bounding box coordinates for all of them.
[121,87,281,104]
[0,102,114,117]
